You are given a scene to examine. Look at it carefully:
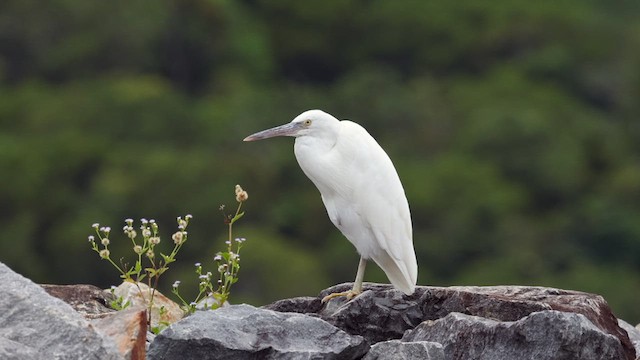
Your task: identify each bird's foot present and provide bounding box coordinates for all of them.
[321,289,362,303]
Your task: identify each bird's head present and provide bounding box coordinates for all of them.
[243,110,339,142]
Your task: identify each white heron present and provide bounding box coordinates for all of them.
[244,110,417,301]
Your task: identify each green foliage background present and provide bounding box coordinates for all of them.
[1,0,640,322]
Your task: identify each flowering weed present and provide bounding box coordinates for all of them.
[172,184,248,313]
[88,184,249,330]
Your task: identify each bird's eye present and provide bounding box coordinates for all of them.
[304,119,312,126]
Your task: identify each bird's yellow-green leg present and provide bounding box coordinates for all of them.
[322,257,367,303]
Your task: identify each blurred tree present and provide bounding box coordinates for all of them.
[0,0,639,323]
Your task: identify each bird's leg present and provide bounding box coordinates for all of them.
[351,256,366,294]
[321,257,367,303]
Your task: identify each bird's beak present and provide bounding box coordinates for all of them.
[243,122,301,142]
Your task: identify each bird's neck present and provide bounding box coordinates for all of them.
[294,133,337,154]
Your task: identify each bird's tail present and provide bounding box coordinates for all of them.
[372,251,417,295]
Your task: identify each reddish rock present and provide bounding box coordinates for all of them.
[41,284,115,319]
[92,308,147,360]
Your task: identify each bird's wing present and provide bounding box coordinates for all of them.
[335,121,417,288]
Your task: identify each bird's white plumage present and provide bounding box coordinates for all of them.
[244,109,417,295]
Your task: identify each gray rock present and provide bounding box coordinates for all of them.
[403,310,626,360]
[263,296,323,315]
[618,319,640,357]
[147,304,369,360]
[362,340,444,360]
[274,282,634,359]
[0,336,46,360]
[0,262,123,359]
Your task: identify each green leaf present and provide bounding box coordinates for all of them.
[145,268,157,277]
[229,211,244,225]
[160,253,173,264]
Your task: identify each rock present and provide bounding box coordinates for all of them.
[362,340,444,360]
[147,304,369,360]
[0,336,45,360]
[618,319,640,357]
[92,308,147,360]
[41,284,147,359]
[0,261,123,359]
[41,284,116,319]
[265,282,635,360]
[113,281,184,330]
[403,310,625,360]
[263,296,323,315]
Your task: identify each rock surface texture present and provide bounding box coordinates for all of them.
[41,284,116,319]
[147,303,369,360]
[265,282,636,360]
[403,311,624,360]
[2,258,637,360]
[362,340,445,360]
[0,262,123,360]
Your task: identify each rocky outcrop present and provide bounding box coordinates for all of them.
[2,258,638,360]
[0,262,123,359]
[147,304,369,359]
[266,282,636,360]
[403,310,625,360]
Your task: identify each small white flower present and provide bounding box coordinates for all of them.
[133,245,143,254]
[127,230,137,239]
[172,231,184,245]
[178,219,187,228]
[172,281,181,289]
[195,262,201,267]
[142,229,152,238]
[141,218,148,224]
[236,190,248,203]
[185,214,193,220]
[101,238,110,246]
[88,235,95,242]
[99,249,110,259]
[213,255,222,261]
[146,250,154,259]
[149,236,161,245]
[199,274,208,280]
[92,223,100,229]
